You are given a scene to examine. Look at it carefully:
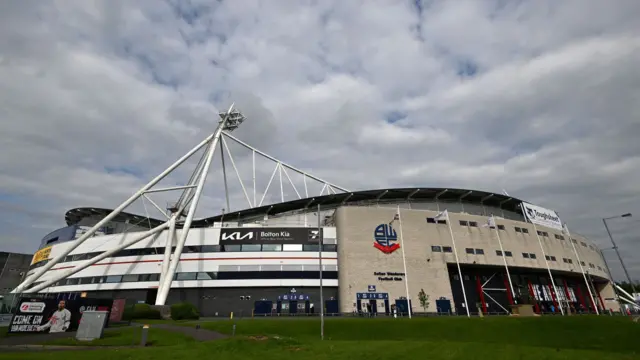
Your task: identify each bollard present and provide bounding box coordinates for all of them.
[232,324,236,337]
[196,324,201,330]
[140,324,150,347]
[230,312,234,320]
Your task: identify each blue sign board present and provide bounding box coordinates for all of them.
[357,292,389,300]
[278,294,310,301]
[368,285,376,292]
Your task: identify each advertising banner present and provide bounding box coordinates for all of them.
[219,227,322,244]
[31,246,52,265]
[8,297,113,334]
[521,202,563,231]
[109,299,126,322]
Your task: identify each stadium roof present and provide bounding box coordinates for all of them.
[64,187,525,228]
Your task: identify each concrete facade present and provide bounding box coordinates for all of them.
[336,205,616,313]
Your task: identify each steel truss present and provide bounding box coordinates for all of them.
[13,104,348,305]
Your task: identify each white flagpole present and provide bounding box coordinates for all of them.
[443,210,470,317]
[317,204,324,339]
[491,215,515,305]
[530,221,565,315]
[563,224,599,315]
[396,205,412,319]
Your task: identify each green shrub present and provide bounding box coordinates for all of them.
[122,303,162,320]
[170,302,200,321]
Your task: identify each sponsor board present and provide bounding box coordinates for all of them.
[31,246,52,265]
[19,302,46,314]
[219,227,323,244]
[521,202,563,231]
[8,298,113,334]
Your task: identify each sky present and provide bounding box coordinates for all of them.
[0,0,639,281]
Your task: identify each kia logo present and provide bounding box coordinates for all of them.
[221,231,254,241]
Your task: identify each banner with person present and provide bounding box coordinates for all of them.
[8,297,114,334]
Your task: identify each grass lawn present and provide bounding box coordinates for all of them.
[41,326,196,347]
[0,316,638,360]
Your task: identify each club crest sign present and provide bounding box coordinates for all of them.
[373,224,400,254]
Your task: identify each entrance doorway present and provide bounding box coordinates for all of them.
[356,292,390,315]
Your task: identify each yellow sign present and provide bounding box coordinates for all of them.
[31,246,52,265]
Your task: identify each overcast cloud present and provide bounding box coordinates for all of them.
[1,0,639,281]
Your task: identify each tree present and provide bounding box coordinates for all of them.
[418,289,430,312]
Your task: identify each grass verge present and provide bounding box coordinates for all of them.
[40,326,196,347]
[0,316,638,360]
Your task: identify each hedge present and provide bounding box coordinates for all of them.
[170,302,200,320]
[122,303,162,320]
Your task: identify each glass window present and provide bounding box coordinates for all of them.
[105,275,122,283]
[437,220,447,225]
[469,221,478,227]
[303,244,321,252]
[431,246,442,252]
[197,272,217,280]
[465,248,474,254]
[581,242,587,247]
[550,256,556,261]
[442,246,453,253]
[522,253,530,258]
[261,244,282,252]
[139,274,159,282]
[522,228,529,234]
[201,245,221,253]
[322,244,337,252]
[529,253,537,259]
[515,227,522,232]
[496,250,503,256]
[122,274,139,282]
[241,244,262,252]
[65,278,79,285]
[504,251,513,257]
[283,244,303,252]
[222,245,241,252]
[497,225,505,230]
[426,218,436,224]
[184,246,202,253]
[176,272,197,281]
[459,220,468,226]
[545,255,551,261]
[475,249,484,255]
[92,276,106,284]
[580,261,585,266]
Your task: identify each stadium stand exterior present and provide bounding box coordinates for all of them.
[23,188,616,316]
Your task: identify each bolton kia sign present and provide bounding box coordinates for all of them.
[219,227,322,244]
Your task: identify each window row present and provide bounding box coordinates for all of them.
[426,218,598,253]
[431,245,453,253]
[465,248,484,255]
[51,270,339,287]
[428,245,604,271]
[30,243,338,270]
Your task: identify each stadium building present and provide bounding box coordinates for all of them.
[15,108,618,317]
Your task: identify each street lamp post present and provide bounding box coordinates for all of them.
[602,213,635,294]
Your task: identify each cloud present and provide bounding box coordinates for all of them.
[1,0,640,281]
